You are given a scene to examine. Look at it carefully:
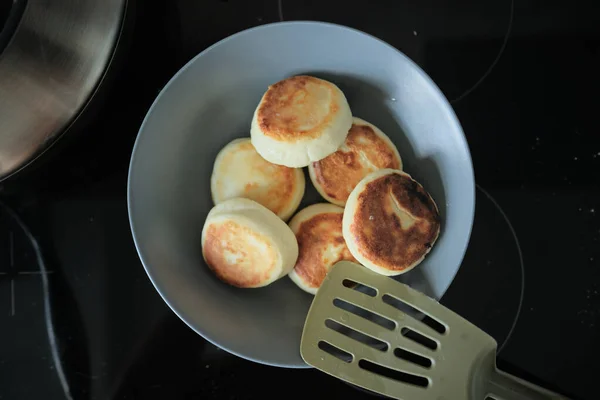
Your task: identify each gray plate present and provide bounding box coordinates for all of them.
[128,21,475,368]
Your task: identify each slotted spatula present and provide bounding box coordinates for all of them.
[301,261,568,400]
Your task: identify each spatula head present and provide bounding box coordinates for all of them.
[301,261,498,400]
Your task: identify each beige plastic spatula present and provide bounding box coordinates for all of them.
[301,261,568,400]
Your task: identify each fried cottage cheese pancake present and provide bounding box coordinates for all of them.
[309,117,402,206]
[288,203,357,294]
[201,198,298,288]
[211,138,304,220]
[250,75,352,167]
[342,169,440,276]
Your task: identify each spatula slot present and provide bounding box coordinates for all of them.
[358,359,429,387]
[332,298,396,331]
[382,294,447,334]
[420,315,446,334]
[342,279,377,297]
[318,341,354,363]
[401,327,438,350]
[325,319,389,351]
[394,347,433,368]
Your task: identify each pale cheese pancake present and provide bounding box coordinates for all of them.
[211,138,304,220]
[202,198,299,288]
[251,75,352,167]
[202,216,280,288]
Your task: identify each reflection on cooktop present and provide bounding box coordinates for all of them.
[441,185,523,352]
[0,203,66,400]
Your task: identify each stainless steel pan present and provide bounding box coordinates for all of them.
[0,0,126,181]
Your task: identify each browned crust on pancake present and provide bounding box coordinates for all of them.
[349,173,440,272]
[256,76,339,141]
[222,140,299,216]
[311,123,401,203]
[293,212,356,289]
[203,220,277,287]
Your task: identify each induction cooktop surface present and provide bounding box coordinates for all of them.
[1,1,598,399]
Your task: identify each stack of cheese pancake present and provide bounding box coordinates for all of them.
[201,75,440,293]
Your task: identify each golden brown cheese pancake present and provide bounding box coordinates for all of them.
[201,198,299,288]
[342,169,440,276]
[211,138,304,220]
[250,75,352,167]
[309,117,402,206]
[288,204,357,294]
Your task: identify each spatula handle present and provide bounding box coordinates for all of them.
[487,368,569,400]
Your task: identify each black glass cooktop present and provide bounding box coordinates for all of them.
[1,0,599,399]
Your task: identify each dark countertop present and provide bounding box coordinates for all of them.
[1,0,599,399]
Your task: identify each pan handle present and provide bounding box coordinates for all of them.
[486,368,569,400]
